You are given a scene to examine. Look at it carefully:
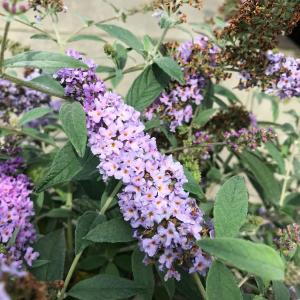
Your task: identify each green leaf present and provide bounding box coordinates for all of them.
[96,24,143,53]
[273,281,290,300]
[36,143,98,192]
[30,74,65,97]
[30,259,50,269]
[214,176,248,238]
[154,57,184,84]
[4,51,88,69]
[265,142,286,174]
[19,107,52,125]
[202,80,214,109]
[176,273,202,300]
[183,168,205,199]
[68,34,105,43]
[75,211,106,254]
[32,229,65,281]
[44,208,72,218]
[198,238,285,281]
[68,274,144,300]
[84,217,134,243]
[206,261,242,300]
[59,102,87,157]
[214,84,239,103]
[126,65,170,111]
[104,263,120,276]
[30,33,54,41]
[114,43,128,70]
[132,248,154,300]
[193,108,218,127]
[22,127,56,146]
[96,65,115,73]
[144,118,161,131]
[241,151,281,204]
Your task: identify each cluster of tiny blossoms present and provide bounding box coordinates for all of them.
[223,127,276,152]
[0,158,38,268]
[239,51,300,99]
[145,35,220,132]
[55,50,213,280]
[0,70,51,123]
[264,51,300,99]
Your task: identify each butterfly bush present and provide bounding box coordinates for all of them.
[239,51,300,99]
[264,51,300,99]
[0,158,38,268]
[145,35,220,132]
[55,50,213,280]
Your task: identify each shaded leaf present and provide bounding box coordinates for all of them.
[32,229,65,281]
[241,151,281,204]
[36,143,98,192]
[183,168,205,199]
[207,261,242,300]
[132,248,154,300]
[19,107,52,125]
[273,281,290,300]
[75,211,106,254]
[85,217,134,243]
[68,274,144,300]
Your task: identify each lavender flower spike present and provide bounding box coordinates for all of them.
[55,50,213,280]
[0,158,38,267]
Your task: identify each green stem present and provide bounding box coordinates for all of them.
[0,20,11,73]
[153,25,170,56]
[52,17,65,52]
[0,12,55,40]
[163,142,226,154]
[0,125,58,147]
[100,181,123,215]
[57,251,83,300]
[103,64,145,82]
[66,184,73,256]
[57,181,123,299]
[192,273,207,300]
[279,141,298,207]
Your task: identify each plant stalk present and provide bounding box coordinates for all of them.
[103,64,145,81]
[163,142,226,154]
[99,181,123,215]
[58,181,122,299]
[57,251,83,300]
[192,273,207,300]
[279,141,298,207]
[0,20,11,73]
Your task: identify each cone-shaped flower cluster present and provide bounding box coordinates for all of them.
[55,50,213,280]
[0,158,38,267]
[239,51,300,99]
[145,35,220,131]
[264,51,300,99]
